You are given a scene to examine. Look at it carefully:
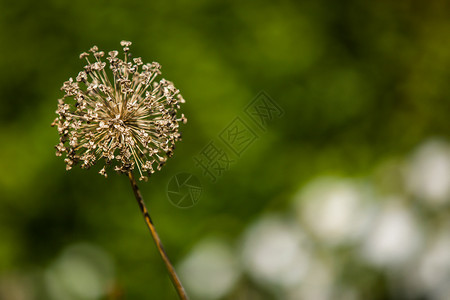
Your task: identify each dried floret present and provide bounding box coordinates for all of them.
[52,41,186,180]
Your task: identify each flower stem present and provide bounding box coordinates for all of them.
[127,172,188,300]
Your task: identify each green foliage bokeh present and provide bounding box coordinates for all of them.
[1,0,450,299]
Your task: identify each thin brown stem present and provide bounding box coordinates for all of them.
[128,172,188,300]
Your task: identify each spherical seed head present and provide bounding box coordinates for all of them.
[52,41,187,181]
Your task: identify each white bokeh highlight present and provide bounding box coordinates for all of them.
[286,258,335,300]
[404,139,450,207]
[178,238,240,300]
[295,177,375,246]
[414,224,450,300]
[240,215,311,290]
[44,243,115,300]
[360,199,423,268]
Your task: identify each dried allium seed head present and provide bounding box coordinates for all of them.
[52,41,187,181]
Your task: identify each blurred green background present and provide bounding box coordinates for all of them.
[1,0,450,299]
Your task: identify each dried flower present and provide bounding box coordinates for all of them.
[52,41,187,181]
